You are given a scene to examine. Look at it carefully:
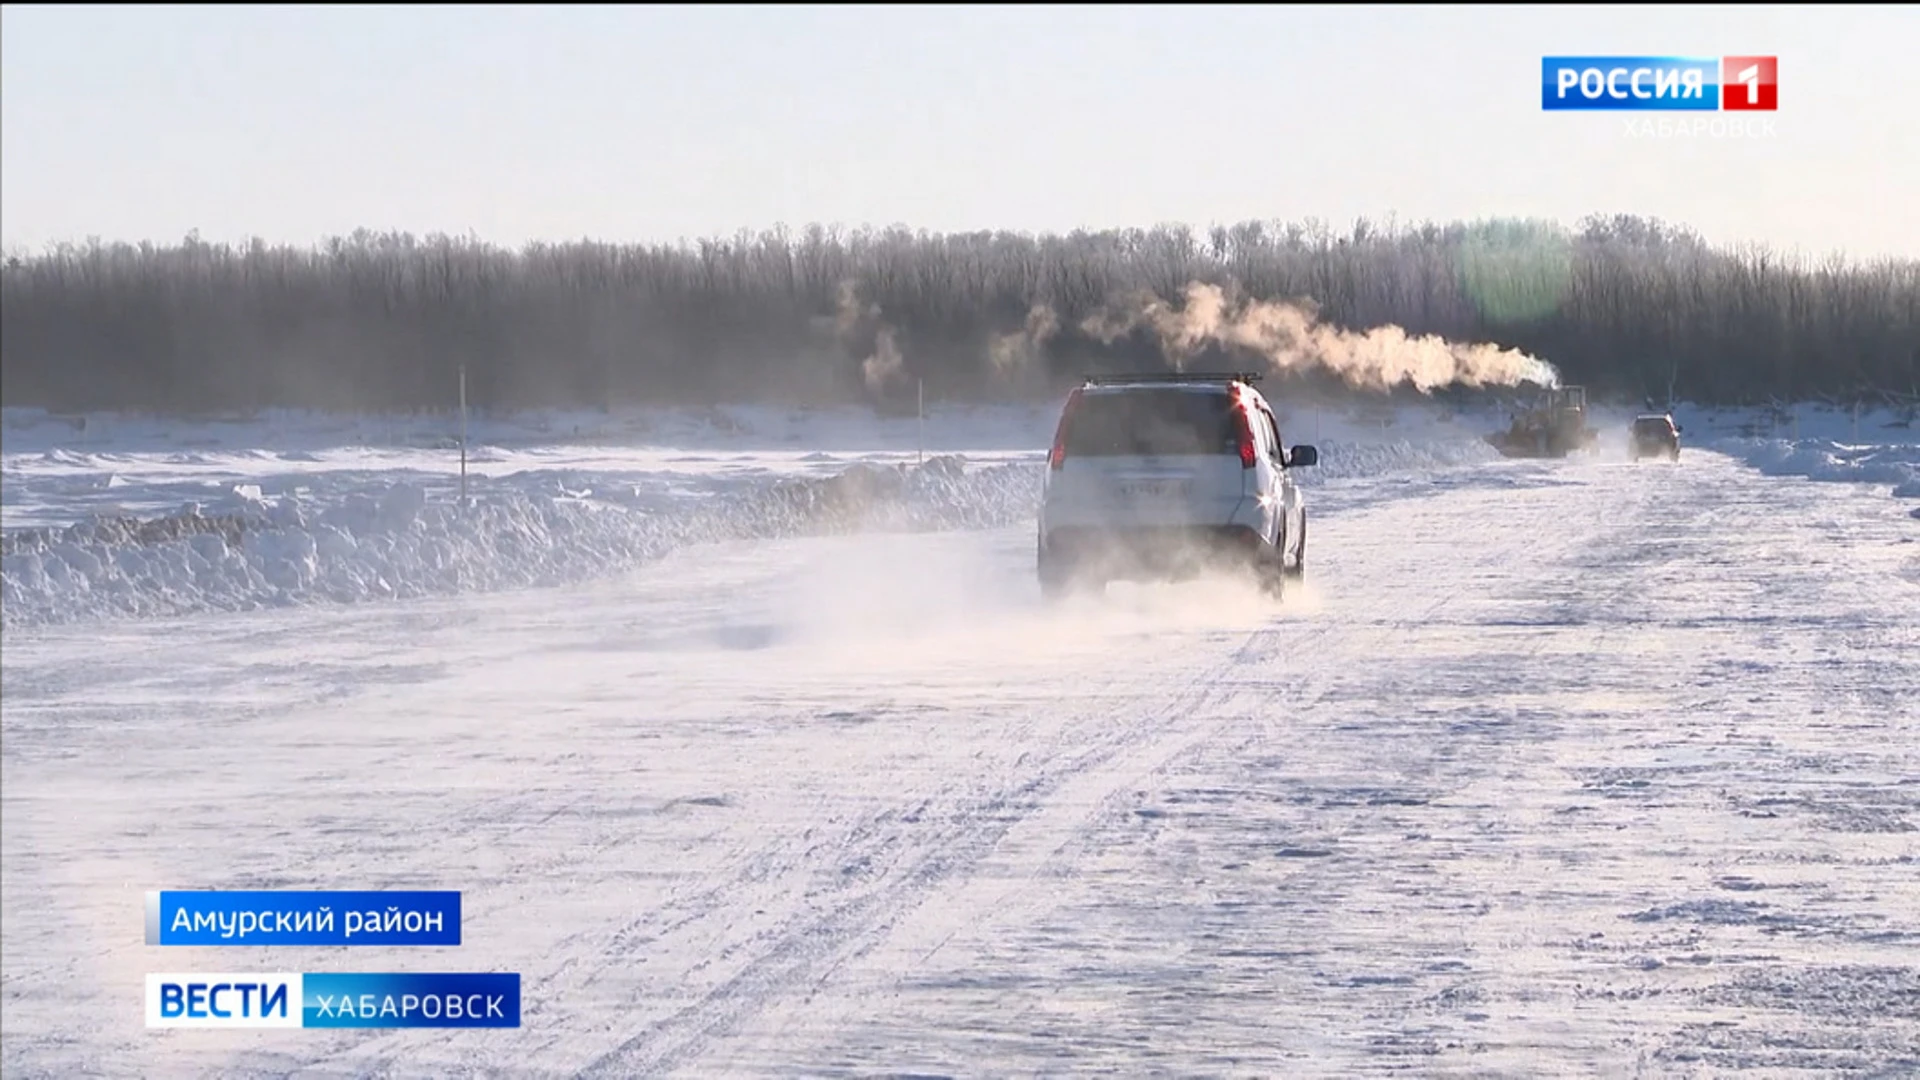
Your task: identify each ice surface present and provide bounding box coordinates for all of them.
[3,398,1917,1075]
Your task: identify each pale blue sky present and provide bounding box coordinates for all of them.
[3,4,1915,260]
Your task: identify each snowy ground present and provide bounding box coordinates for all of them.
[3,399,1917,1077]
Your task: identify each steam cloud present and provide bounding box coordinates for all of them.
[832,279,875,342]
[832,276,1558,399]
[825,280,910,393]
[862,328,905,392]
[1080,282,1560,392]
[1082,282,1559,390]
[988,303,1061,378]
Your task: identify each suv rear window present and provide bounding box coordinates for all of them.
[1633,417,1672,433]
[1064,388,1237,457]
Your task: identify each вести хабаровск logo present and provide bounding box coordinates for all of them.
[145,972,521,1028]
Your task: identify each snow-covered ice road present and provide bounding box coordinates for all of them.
[3,448,1918,1077]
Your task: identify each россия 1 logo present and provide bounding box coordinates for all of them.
[1541,56,1777,111]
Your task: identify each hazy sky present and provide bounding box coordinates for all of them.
[4,4,1916,260]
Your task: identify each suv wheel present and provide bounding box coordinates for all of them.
[1285,514,1307,581]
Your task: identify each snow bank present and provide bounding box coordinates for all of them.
[1301,437,1502,482]
[1715,438,1920,498]
[0,403,1054,532]
[0,457,1041,631]
[0,403,1059,458]
[1669,404,1920,506]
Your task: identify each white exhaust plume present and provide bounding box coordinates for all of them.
[832,279,877,341]
[862,327,906,393]
[988,303,1061,378]
[1081,281,1561,392]
[821,279,911,394]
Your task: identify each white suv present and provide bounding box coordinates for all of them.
[1036,373,1317,598]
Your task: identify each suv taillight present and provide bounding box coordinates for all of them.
[1232,402,1257,469]
[1049,388,1083,470]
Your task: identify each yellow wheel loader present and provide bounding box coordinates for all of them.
[1485,386,1601,458]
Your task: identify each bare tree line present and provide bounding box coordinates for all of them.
[2,214,1914,414]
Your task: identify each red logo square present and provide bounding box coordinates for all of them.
[1722,56,1778,111]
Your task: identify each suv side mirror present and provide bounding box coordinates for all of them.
[1288,445,1318,468]
[1674,425,1684,434]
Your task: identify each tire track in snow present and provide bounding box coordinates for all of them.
[570,599,1333,1078]
[701,505,1511,1075]
[256,541,1324,1079]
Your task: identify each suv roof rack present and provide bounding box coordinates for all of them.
[1080,371,1264,385]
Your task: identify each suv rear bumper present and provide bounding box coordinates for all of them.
[1041,524,1270,581]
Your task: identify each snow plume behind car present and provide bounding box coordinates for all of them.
[730,525,1307,668]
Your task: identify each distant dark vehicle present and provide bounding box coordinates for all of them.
[1630,414,1682,461]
